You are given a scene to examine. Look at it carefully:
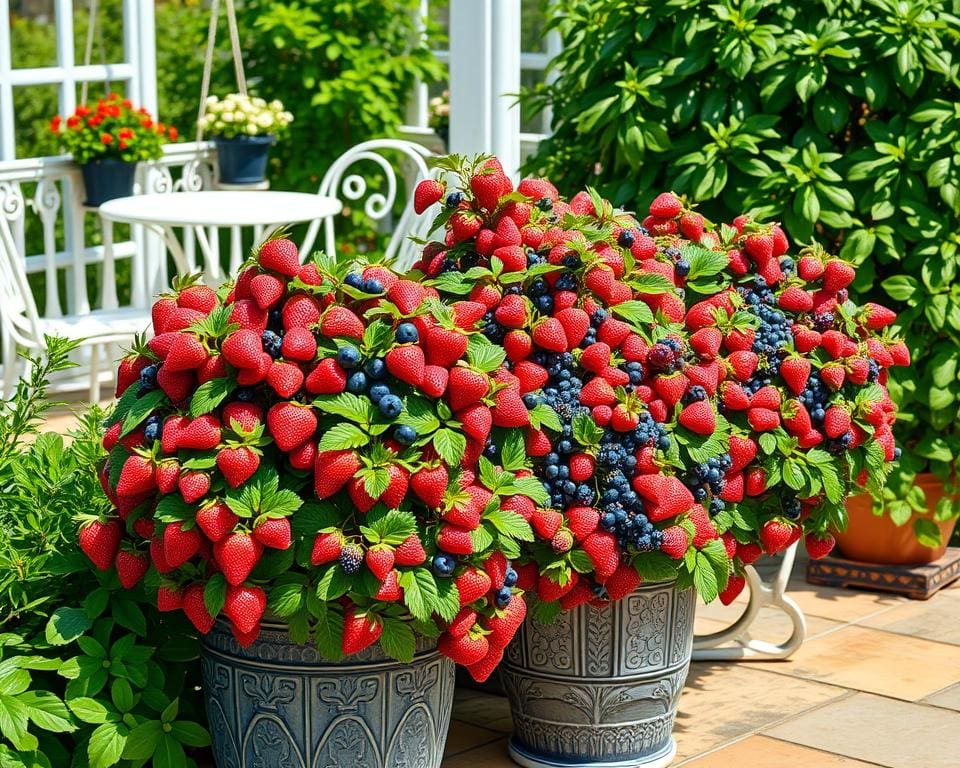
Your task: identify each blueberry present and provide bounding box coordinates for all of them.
[536,196,553,210]
[143,421,160,443]
[495,586,513,608]
[364,358,386,381]
[346,371,368,394]
[369,383,390,403]
[394,424,417,445]
[344,272,363,288]
[432,553,456,576]
[618,229,635,248]
[139,364,158,389]
[446,192,464,208]
[504,567,518,587]
[396,322,419,344]
[379,394,403,419]
[363,278,384,294]
[337,345,360,369]
[235,387,256,402]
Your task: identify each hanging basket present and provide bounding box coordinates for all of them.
[214,134,274,185]
[80,158,136,207]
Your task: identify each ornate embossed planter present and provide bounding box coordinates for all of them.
[502,582,695,768]
[200,619,455,768]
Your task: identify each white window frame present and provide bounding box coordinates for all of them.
[0,0,157,161]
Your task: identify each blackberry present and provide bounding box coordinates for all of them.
[338,545,364,575]
[617,229,635,248]
[234,387,256,402]
[813,312,835,332]
[536,197,553,210]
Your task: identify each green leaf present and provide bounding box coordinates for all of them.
[152,733,186,768]
[467,336,507,373]
[378,618,416,663]
[399,568,441,622]
[121,721,163,759]
[396,396,441,435]
[18,691,74,733]
[485,509,534,541]
[120,389,166,437]
[204,573,227,619]
[45,607,92,646]
[529,403,562,432]
[684,246,729,280]
[611,300,655,329]
[881,275,920,302]
[572,412,605,447]
[914,518,942,548]
[88,722,128,768]
[692,551,720,602]
[318,422,369,452]
[110,679,134,714]
[188,376,234,417]
[67,697,109,725]
[170,720,211,748]
[0,695,35,751]
[268,576,307,618]
[433,428,466,466]
[634,552,681,583]
[313,393,373,424]
[314,606,344,662]
[500,429,527,472]
[629,273,675,295]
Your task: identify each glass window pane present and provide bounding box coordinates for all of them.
[10,0,58,69]
[13,84,60,158]
[72,0,125,69]
[521,0,547,53]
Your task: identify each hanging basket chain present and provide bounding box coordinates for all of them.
[196,0,249,143]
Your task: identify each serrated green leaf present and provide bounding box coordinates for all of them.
[467,336,507,373]
[120,389,166,437]
[318,422,369,451]
[188,376,234,417]
[396,396,441,435]
[530,403,562,432]
[611,300,655,330]
[399,569,440,622]
[692,552,719,602]
[313,393,373,424]
[378,618,416,663]
[433,428,466,466]
[314,605,344,661]
[485,509,534,541]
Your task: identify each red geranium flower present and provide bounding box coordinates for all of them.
[100,133,113,145]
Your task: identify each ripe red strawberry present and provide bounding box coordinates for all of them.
[164,522,201,568]
[258,238,300,277]
[602,564,641,601]
[780,357,811,394]
[649,192,682,218]
[862,302,896,329]
[783,402,813,436]
[792,325,821,353]
[252,517,291,550]
[778,286,813,313]
[530,508,563,540]
[448,368,489,411]
[471,170,510,211]
[178,283,217,313]
[305,358,347,394]
[805,531,836,560]
[580,342,611,373]
[366,546,395,582]
[568,453,595,483]
[690,505,718,548]
[727,350,758,381]
[222,402,263,433]
[385,345,426,386]
[281,293,321,330]
[311,532,343,565]
[224,584,266,634]
[222,329,264,369]
[347,476,377,514]
[503,330,532,361]
[823,405,852,438]
[579,376,617,407]
[745,467,767,497]
[610,404,639,432]
[182,584,215,634]
[267,403,317,452]
[456,567,492,606]
[566,506,600,541]
[822,260,855,292]
[266,361,304,398]
[280,326,317,362]
[661,526,688,559]
[555,307,590,348]
[448,608,478,639]
[679,400,716,435]
[375,570,402,602]
[820,363,845,390]
[196,502,238,542]
[438,525,474,555]
[458,403,492,444]
[439,631,489,666]
[798,255,824,281]
[888,341,910,366]
[413,179,445,214]
[156,461,180,494]
[719,574,746,606]
[690,327,722,359]
[679,211,705,241]
[411,464,448,508]
[387,280,429,315]
[115,355,149,397]
[491,388,530,428]
[743,233,774,262]
[151,297,178,334]
[747,407,780,432]
[178,471,210,503]
[531,317,567,353]
[250,273,285,310]
[177,414,221,450]
[736,541,763,565]
[214,532,263,586]
[79,519,122,571]
[117,455,156,497]
[450,210,483,241]
[320,306,364,339]
[157,585,183,612]
[342,607,383,655]
[235,352,271,386]
[720,382,751,410]
[760,520,797,555]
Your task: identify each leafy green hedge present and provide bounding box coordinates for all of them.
[523,0,960,502]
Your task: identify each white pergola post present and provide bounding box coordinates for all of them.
[449,0,521,179]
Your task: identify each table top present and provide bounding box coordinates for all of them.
[98,190,342,228]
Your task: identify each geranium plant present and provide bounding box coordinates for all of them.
[86,237,539,681]
[51,93,176,164]
[198,93,293,139]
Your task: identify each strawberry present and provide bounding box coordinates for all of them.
[387,280,430,315]
[862,302,896,329]
[152,297,178,333]
[214,532,263,586]
[156,461,180,494]
[222,329,264,370]
[493,294,528,329]
[280,327,317,362]
[411,464,448,508]
[471,170,510,211]
[604,564,643,601]
[555,307,590,348]
[823,405,852,438]
[196,502,238,542]
[178,471,210,503]
[222,402,263,433]
[747,407,780,432]
[385,345,426,386]
[778,286,813,313]
[466,646,505,683]
[679,400,716,435]
[457,403,492,444]
[690,327,722,359]
[366,546,395,581]
[798,255,824,281]
[342,607,383,655]
[720,382,751,410]
[822,260,855,293]
[513,361,549,393]
[115,549,148,588]
[448,368,490,411]
[661,526,688,559]
[223,584,266,634]
[413,179,445,214]
[566,506,600,541]
[760,520,797,555]
[381,464,410,509]
[736,542,763,565]
[266,361,304,398]
[347,476,377,514]
[727,350,758,382]
[437,525,474,555]
[503,330,532,361]
[805,531,836,560]
[568,453,595,483]
[780,357,811,394]
[253,518,291,550]
[690,505,718,548]
[236,352,271,385]
[530,508,563,540]
[258,238,301,277]
[679,211,705,241]
[157,586,183,612]
[745,467,767,497]
[375,570,402,602]
[447,607,479,639]
[820,363,845,390]
[491,388,530,428]
[267,403,317,452]
[580,342,611,373]
[117,455,156,497]
[178,284,218,313]
[792,325,821,353]
[164,522,201,568]
[719,574,746,606]
[311,532,343,565]
[649,192,682,218]
[250,273,285,310]
[456,567,492,606]
[281,294,321,330]
[439,631,489,666]
[305,358,347,394]
[579,376,617,407]
[182,584,215,634]
[743,233,774,262]
[320,306,365,340]
[115,355,149,397]
[178,414,221,450]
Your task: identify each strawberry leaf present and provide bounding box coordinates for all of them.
[572,413,604,448]
[531,598,562,625]
[398,568,439,622]
[632,552,679,582]
[313,393,374,424]
[189,376,235,418]
[361,468,391,499]
[610,300,655,330]
[313,604,344,662]
[379,617,415,663]
[318,423,369,452]
[500,429,527,473]
[466,336,506,373]
[268,574,307,618]
[314,565,353,601]
[470,525,495,553]
[364,508,417,546]
[691,551,720,603]
[433,577,461,622]
[502,476,550,505]
[568,549,593,573]
[154,495,194,523]
[683,245,729,281]
[529,404,562,432]
[433,428,466,466]
[120,389,166,437]
[362,320,394,352]
[484,509,534,542]
[396,396,441,435]
[428,272,474,295]
[203,574,227,618]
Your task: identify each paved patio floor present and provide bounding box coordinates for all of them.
[44,404,960,767]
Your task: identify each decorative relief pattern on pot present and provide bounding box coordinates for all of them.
[312,716,381,768]
[584,603,614,675]
[622,589,668,671]
[206,693,242,768]
[385,705,436,768]
[395,661,439,703]
[316,676,379,713]
[244,715,305,768]
[527,608,573,671]
[240,672,298,713]
[671,588,695,665]
[509,712,673,761]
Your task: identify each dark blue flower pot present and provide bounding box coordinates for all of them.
[215,134,275,185]
[80,158,136,207]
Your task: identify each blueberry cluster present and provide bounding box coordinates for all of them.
[647,338,682,372]
[597,469,665,552]
[800,369,829,428]
[344,271,385,295]
[335,344,412,441]
[740,277,791,392]
[682,455,732,508]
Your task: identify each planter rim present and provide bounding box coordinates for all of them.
[213,133,275,145]
[509,736,677,768]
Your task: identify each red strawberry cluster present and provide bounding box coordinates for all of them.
[85,237,540,679]
[410,157,735,611]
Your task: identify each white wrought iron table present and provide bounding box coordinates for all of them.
[99,190,342,284]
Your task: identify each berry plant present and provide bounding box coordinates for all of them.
[91,236,541,681]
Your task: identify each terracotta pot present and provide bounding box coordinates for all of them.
[834,473,958,565]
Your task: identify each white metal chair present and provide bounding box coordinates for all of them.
[0,211,151,403]
[302,139,439,270]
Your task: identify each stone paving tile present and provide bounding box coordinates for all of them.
[923,683,960,712]
[452,689,514,734]
[673,663,848,762]
[766,692,960,768]
[695,603,842,645]
[679,735,882,767]
[443,719,506,758]
[768,624,960,701]
[860,587,960,645]
[442,736,512,767]
[783,578,905,623]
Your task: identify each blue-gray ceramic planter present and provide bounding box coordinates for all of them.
[214,134,274,184]
[80,157,136,207]
[200,619,455,768]
[502,582,695,768]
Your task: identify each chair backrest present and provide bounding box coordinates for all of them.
[305,139,438,270]
[0,188,44,351]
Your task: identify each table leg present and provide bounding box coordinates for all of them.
[194,227,223,285]
[142,223,191,277]
[692,541,806,661]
